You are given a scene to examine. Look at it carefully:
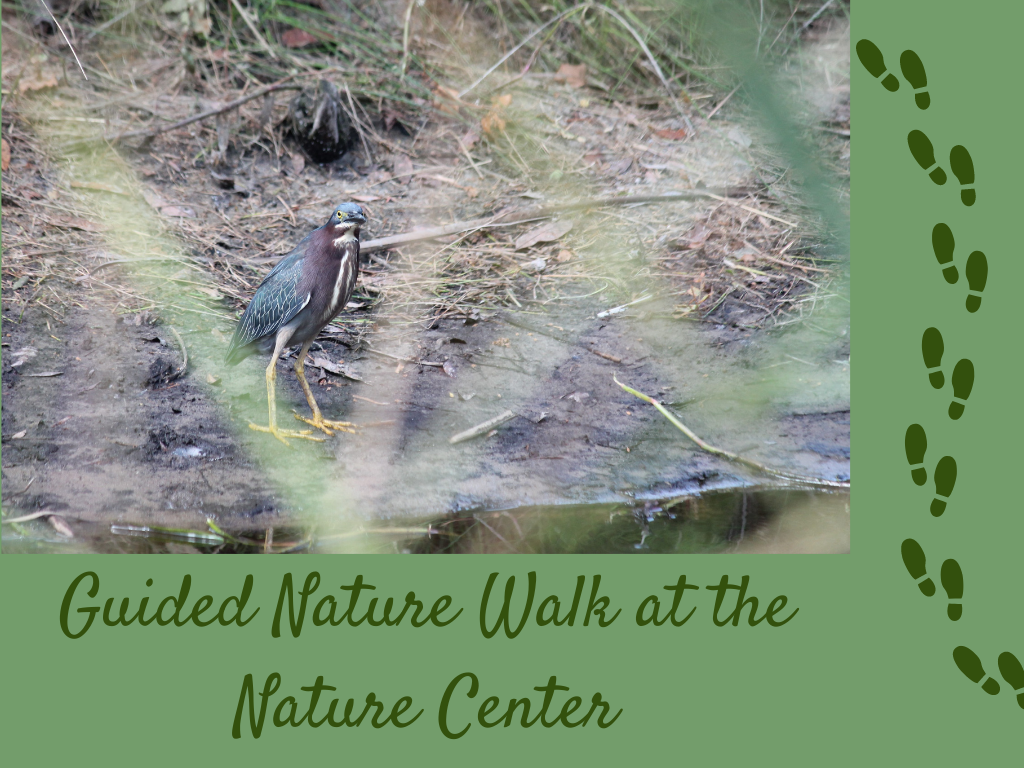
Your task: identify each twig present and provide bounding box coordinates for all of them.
[364,346,443,367]
[449,410,517,444]
[341,81,374,162]
[706,84,740,120]
[757,253,831,273]
[34,0,87,81]
[588,347,622,363]
[2,509,56,524]
[361,188,748,254]
[613,376,848,489]
[1,476,35,500]
[596,293,653,318]
[703,193,798,228]
[107,77,299,142]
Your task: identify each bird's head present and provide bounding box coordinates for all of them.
[328,203,367,238]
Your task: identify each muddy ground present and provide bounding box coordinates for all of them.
[1,8,850,553]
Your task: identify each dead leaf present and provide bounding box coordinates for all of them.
[19,71,59,94]
[481,111,506,137]
[556,250,573,262]
[727,127,752,148]
[211,169,235,189]
[206,373,222,386]
[351,194,380,203]
[160,206,196,218]
[520,258,547,273]
[733,247,758,263]
[653,128,687,141]
[392,153,413,178]
[70,181,128,195]
[52,216,102,232]
[442,359,457,378]
[432,85,466,114]
[382,108,409,133]
[583,151,604,167]
[481,94,512,137]
[1,138,9,171]
[142,188,168,210]
[555,63,587,88]
[606,157,633,175]
[48,515,74,538]
[281,28,318,48]
[309,356,365,382]
[10,347,37,368]
[459,130,479,151]
[515,219,573,250]
[677,223,711,250]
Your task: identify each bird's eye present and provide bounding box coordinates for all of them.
[336,210,343,217]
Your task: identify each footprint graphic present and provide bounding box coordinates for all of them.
[905,424,928,486]
[950,145,976,206]
[856,39,900,92]
[921,327,945,388]
[899,50,930,109]
[901,538,935,596]
[965,251,988,313]
[953,646,1000,694]
[931,223,959,284]
[996,652,1024,709]
[948,359,975,420]
[940,559,963,620]
[931,456,957,516]
[908,131,947,185]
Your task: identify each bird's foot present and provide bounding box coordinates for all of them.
[248,422,325,445]
[293,412,359,436]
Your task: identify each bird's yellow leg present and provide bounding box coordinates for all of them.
[249,349,324,444]
[292,343,358,436]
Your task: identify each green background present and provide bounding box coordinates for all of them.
[3,2,1022,763]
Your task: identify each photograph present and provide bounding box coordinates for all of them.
[1,0,850,553]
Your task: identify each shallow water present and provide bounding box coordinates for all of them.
[2,486,849,555]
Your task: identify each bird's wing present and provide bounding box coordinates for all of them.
[227,246,311,354]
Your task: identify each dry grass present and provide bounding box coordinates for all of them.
[2,1,849,346]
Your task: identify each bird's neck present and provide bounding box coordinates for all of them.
[330,225,360,249]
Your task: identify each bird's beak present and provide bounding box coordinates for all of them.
[344,213,367,225]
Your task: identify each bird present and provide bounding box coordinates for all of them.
[225,203,367,444]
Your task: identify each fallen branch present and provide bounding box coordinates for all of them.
[361,188,750,254]
[106,76,300,143]
[364,346,443,367]
[613,375,849,489]
[450,410,517,444]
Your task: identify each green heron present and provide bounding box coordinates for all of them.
[226,203,366,444]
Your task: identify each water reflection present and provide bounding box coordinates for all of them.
[2,487,849,554]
